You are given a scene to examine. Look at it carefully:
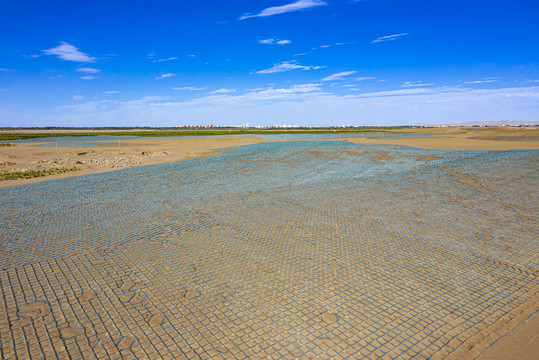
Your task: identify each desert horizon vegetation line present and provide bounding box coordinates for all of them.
[0,127,407,141]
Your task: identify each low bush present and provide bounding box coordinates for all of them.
[0,167,79,180]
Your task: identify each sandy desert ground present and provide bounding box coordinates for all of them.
[0,136,267,188]
[0,127,537,360]
[1,127,537,189]
[348,126,539,151]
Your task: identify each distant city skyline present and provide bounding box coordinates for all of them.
[1,0,538,126]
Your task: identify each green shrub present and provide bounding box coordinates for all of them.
[0,167,79,181]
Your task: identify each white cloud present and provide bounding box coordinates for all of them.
[147,53,178,62]
[257,61,324,74]
[153,57,178,62]
[402,81,433,87]
[240,0,327,20]
[464,79,498,84]
[243,84,322,98]
[355,76,376,81]
[371,33,409,43]
[129,96,170,103]
[76,67,100,74]
[80,76,98,80]
[43,42,96,62]
[295,41,354,57]
[156,73,176,80]
[43,85,539,127]
[208,88,236,94]
[322,71,357,81]
[259,38,292,45]
[158,84,323,105]
[349,86,467,98]
[173,86,208,91]
[0,68,13,72]
[104,91,119,94]
[73,95,83,101]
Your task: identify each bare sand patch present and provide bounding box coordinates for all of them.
[0,136,266,188]
[346,127,539,150]
[477,310,539,360]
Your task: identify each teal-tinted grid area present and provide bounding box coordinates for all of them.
[0,141,537,360]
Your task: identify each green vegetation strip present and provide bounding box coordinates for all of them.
[0,167,79,181]
[0,127,405,141]
[0,143,14,146]
[0,162,16,167]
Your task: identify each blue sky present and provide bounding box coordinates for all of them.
[1,0,538,127]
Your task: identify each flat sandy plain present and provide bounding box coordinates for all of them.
[0,135,268,188]
[0,127,537,360]
[1,127,538,188]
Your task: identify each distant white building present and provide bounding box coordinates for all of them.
[273,124,299,128]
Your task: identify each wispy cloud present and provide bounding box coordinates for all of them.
[159,84,324,105]
[464,79,498,84]
[351,86,467,98]
[371,33,408,43]
[257,61,324,74]
[355,76,376,81]
[73,95,83,101]
[154,57,178,62]
[208,88,236,94]
[104,91,119,94]
[259,38,292,45]
[43,42,96,62]
[80,76,98,80]
[242,84,322,99]
[322,71,357,81]
[48,85,539,127]
[240,0,327,20]
[76,67,100,74]
[295,41,354,56]
[172,86,208,91]
[0,68,14,72]
[156,73,176,80]
[402,81,433,87]
[147,53,178,62]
